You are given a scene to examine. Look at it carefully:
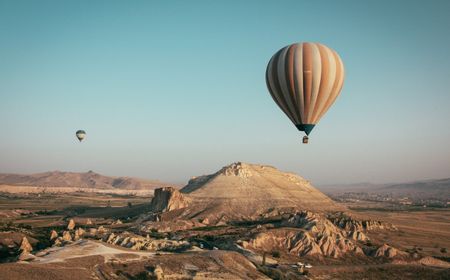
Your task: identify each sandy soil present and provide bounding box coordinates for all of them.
[33,239,155,264]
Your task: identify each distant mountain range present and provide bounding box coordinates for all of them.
[318,178,450,199]
[0,170,174,190]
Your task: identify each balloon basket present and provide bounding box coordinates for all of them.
[302,136,309,144]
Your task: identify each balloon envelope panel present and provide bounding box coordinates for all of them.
[266,42,344,135]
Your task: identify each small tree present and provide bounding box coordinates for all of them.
[271,250,280,258]
[127,202,132,208]
[441,248,447,253]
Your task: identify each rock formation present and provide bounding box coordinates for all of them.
[97,226,108,234]
[18,237,34,261]
[183,162,344,213]
[143,162,345,230]
[74,228,85,240]
[67,219,76,230]
[328,212,397,232]
[113,219,123,225]
[98,231,190,252]
[19,237,32,254]
[50,230,58,241]
[52,238,62,246]
[153,265,164,280]
[150,187,190,212]
[142,220,204,233]
[372,244,407,258]
[62,231,72,242]
[243,211,365,258]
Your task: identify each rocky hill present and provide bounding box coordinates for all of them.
[0,170,172,190]
[145,162,345,225]
[139,162,407,260]
[182,162,344,212]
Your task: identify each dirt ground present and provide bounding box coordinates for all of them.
[351,208,450,257]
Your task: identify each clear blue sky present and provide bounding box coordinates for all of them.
[1,0,449,185]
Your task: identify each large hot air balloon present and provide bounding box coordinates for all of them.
[266,42,345,143]
[76,130,86,142]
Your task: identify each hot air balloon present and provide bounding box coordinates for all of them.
[76,130,86,142]
[266,42,345,143]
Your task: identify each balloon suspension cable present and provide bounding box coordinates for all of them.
[302,135,309,144]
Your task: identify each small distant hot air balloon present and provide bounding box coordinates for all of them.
[76,130,86,142]
[266,42,345,143]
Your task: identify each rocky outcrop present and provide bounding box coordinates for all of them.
[113,219,123,225]
[282,211,369,242]
[18,252,35,261]
[50,230,58,241]
[86,219,93,225]
[244,228,362,258]
[49,225,191,253]
[18,237,34,261]
[67,219,76,230]
[101,231,191,252]
[19,237,32,253]
[150,187,190,212]
[328,212,397,232]
[62,231,73,242]
[243,211,375,258]
[97,226,108,234]
[218,162,253,177]
[142,220,204,233]
[180,162,254,194]
[348,230,368,241]
[153,265,164,280]
[74,228,85,240]
[372,244,407,258]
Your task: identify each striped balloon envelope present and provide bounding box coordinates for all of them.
[266,42,345,143]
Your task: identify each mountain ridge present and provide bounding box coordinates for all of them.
[0,170,174,190]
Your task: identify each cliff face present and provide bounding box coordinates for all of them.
[150,187,190,212]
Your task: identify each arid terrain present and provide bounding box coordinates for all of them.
[0,162,449,279]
